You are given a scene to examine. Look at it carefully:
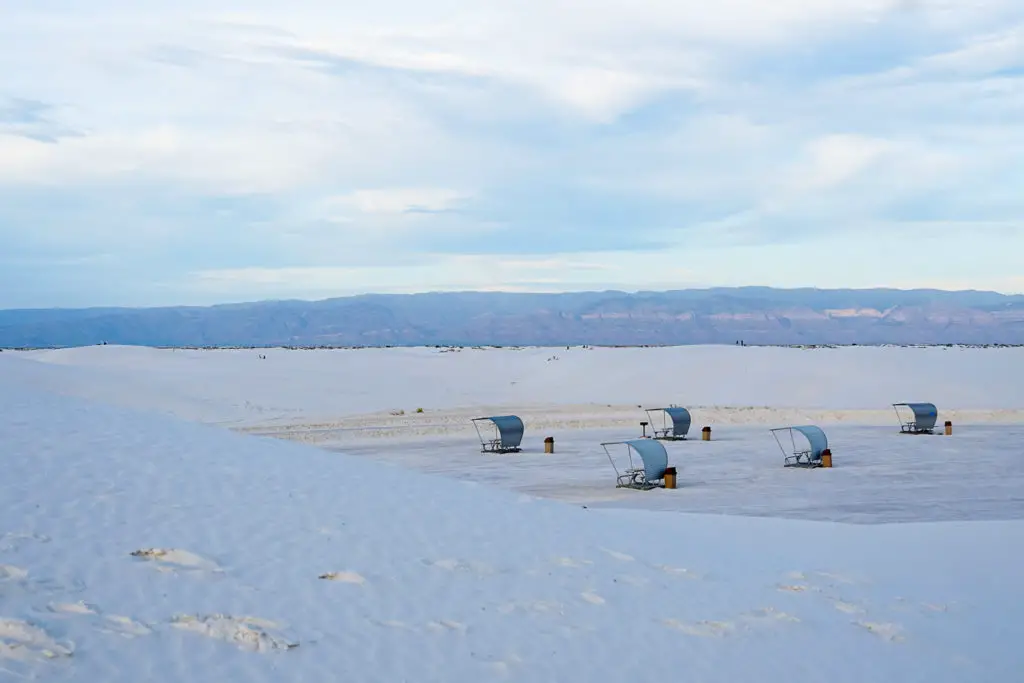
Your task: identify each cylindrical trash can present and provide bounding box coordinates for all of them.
[544,436,554,453]
[664,466,677,489]
[701,426,711,441]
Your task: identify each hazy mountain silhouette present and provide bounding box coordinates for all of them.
[2,287,1023,348]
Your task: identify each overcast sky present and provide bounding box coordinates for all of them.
[2,0,1023,307]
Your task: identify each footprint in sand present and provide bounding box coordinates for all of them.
[891,597,953,615]
[100,615,152,639]
[0,533,51,553]
[497,600,565,616]
[0,617,75,663]
[661,617,735,637]
[370,619,466,635]
[740,607,800,627]
[426,620,467,634]
[599,548,634,562]
[855,620,905,642]
[614,575,650,588]
[171,614,298,652]
[833,600,866,615]
[38,600,153,639]
[45,601,99,616]
[816,571,866,586]
[318,571,366,585]
[553,557,593,568]
[655,564,703,580]
[130,548,222,574]
[0,565,28,582]
[1,568,84,598]
[782,569,865,587]
[369,618,417,631]
[920,602,952,613]
[777,584,811,593]
[422,558,496,576]
[663,609,797,638]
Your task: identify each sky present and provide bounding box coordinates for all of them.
[1,0,1023,308]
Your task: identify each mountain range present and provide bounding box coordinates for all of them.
[2,287,1024,348]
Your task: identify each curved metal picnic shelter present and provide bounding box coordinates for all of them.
[645,406,692,440]
[472,415,524,453]
[770,425,828,468]
[602,438,670,489]
[892,402,938,434]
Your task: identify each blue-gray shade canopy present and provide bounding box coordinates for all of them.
[472,415,525,452]
[893,403,938,433]
[770,425,828,467]
[601,438,670,489]
[645,406,692,438]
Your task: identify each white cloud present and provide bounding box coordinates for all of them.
[915,26,1024,76]
[792,135,892,190]
[758,134,967,214]
[0,128,338,193]
[189,251,696,298]
[185,219,1024,301]
[322,188,468,216]
[2,0,1024,304]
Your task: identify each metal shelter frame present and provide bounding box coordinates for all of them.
[770,425,828,468]
[644,406,692,440]
[892,403,938,434]
[471,415,524,453]
[601,439,670,490]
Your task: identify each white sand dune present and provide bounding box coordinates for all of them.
[7,345,1024,522]
[2,345,1024,680]
[8,344,1024,427]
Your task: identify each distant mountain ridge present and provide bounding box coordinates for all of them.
[2,287,1024,348]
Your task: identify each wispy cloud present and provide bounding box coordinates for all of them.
[321,188,469,216]
[1,0,1023,306]
[0,97,82,143]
